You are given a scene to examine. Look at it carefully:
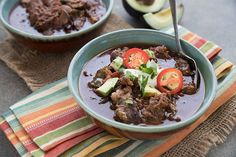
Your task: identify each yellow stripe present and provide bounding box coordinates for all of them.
[186,34,198,42]
[19,135,30,142]
[0,119,5,125]
[22,102,77,127]
[8,134,16,140]
[87,138,129,157]
[215,61,233,79]
[72,135,121,157]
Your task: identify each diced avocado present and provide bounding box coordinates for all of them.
[143,85,161,97]
[96,78,119,97]
[143,3,184,30]
[110,57,123,71]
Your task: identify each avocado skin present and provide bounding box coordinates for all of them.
[122,0,145,20]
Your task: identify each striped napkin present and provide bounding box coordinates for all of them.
[0,26,234,157]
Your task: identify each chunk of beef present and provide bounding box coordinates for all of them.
[21,0,105,35]
[114,105,142,124]
[23,0,71,35]
[63,0,87,9]
[110,47,129,61]
[119,77,134,86]
[73,10,86,30]
[88,66,112,88]
[111,86,132,104]
[95,66,112,79]
[175,58,193,76]
[131,79,142,98]
[149,45,171,59]
[141,94,177,124]
[86,7,99,23]
[111,86,141,124]
[182,83,196,95]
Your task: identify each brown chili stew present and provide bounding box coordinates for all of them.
[79,45,205,126]
[9,0,106,35]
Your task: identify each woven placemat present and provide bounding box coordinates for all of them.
[0,13,235,157]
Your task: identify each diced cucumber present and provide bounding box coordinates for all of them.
[96,78,119,97]
[110,57,123,71]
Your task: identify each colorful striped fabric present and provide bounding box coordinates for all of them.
[0,26,234,157]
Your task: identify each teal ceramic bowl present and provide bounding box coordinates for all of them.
[68,29,217,139]
[0,0,113,52]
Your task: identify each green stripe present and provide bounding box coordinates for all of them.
[60,132,108,157]
[14,142,28,156]
[15,143,29,156]
[98,140,136,157]
[3,111,21,132]
[199,42,214,53]
[212,56,226,69]
[12,87,71,117]
[126,138,167,157]
[31,149,45,157]
[34,117,94,147]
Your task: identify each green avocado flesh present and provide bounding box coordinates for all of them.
[96,78,119,97]
[143,85,161,97]
[143,3,184,29]
[126,0,167,13]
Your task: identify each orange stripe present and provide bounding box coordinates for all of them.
[15,129,28,138]
[182,32,194,41]
[144,81,236,157]
[207,47,222,60]
[19,98,75,124]
[187,34,198,43]
[9,136,20,145]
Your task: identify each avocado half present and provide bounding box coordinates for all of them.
[143,3,184,30]
[122,0,167,19]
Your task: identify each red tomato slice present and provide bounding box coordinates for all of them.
[157,68,183,94]
[123,48,150,69]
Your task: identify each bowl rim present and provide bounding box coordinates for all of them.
[68,29,217,133]
[0,0,114,41]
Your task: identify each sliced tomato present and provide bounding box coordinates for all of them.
[123,48,150,69]
[156,68,183,94]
